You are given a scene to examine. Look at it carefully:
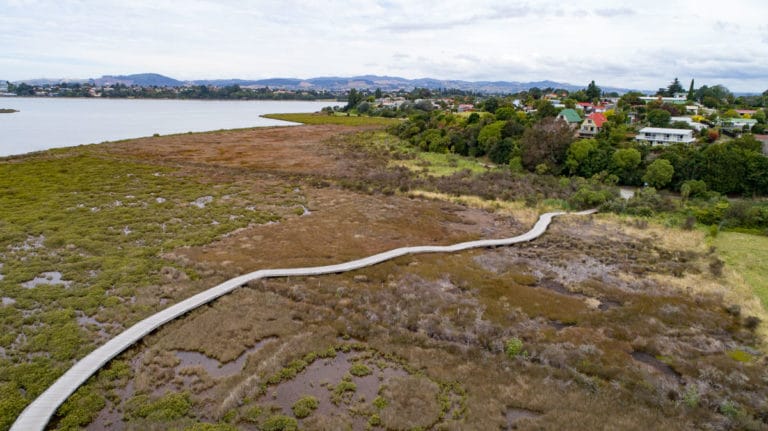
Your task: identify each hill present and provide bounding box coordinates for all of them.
[12,73,637,94]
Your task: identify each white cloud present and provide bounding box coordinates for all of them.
[0,0,766,92]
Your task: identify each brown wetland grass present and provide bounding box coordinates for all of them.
[1,119,767,430]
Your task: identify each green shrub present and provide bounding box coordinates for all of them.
[369,413,382,426]
[291,395,319,419]
[125,392,191,421]
[349,363,372,377]
[331,380,358,405]
[683,386,700,408]
[241,406,263,423]
[719,400,740,418]
[505,337,524,358]
[262,414,298,431]
[373,395,388,409]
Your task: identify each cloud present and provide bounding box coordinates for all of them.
[594,7,635,17]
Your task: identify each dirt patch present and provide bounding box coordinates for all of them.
[167,186,523,274]
[99,125,366,176]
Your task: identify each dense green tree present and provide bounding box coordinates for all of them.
[520,117,574,174]
[477,121,506,155]
[585,80,601,101]
[667,78,684,96]
[374,88,382,99]
[344,88,362,111]
[647,109,671,127]
[643,159,675,188]
[535,100,558,119]
[687,79,695,100]
[565,139,613,177]
[659,143,702,188]
[488,137,516,165]
[494,107,516,121]
[700,142,747,193]
[753,109,766,124]
[483,97,499,113]
[618,92,643,110]
[611,148,642,184]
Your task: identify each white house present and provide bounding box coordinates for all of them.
[670,116,706,131]
[639,93,688,105]
[635,127,695,145]
[718,118,757,133]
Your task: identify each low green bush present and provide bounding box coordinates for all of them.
[291,395,319,419]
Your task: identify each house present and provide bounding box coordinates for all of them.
[635,127,695,145]
[579,112,607,136]
[556,108,582,129]
[685,105,700,115]
[457,103,475,112]
[718,118,757,133]
[670,116,706,131]
[736,109,757,118]
[639,93,688,105]
[576,102,594,114]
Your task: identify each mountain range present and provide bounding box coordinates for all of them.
[8,73,639,94]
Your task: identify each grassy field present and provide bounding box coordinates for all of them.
[0,150,303,429]
[389,151,493,177]
[262,112,401,127]
[715,232,768,309]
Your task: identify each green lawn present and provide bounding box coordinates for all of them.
[262,112,401,127]
[389,151,493,177]
[715,232,768,309]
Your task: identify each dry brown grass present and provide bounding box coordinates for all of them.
[64,125,767,431]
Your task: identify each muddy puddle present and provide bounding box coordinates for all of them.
[21,271,72,288]
[76,312,115,339]
[631,351,681,381]
[259,351,408,427]
[175,337,275,379]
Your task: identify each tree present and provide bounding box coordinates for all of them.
[488,137,516,165]
[585,80,601,101]
[618,92,643,110]
[483,97,499,113]
[494,107,515,121]
[753,109,766,124]
[344,88,362,111]
[535,100,558,119]
[611,148,642,184]
[643,159,675,188]
[477,121,506,155]
[520,117,574,174]
[667,78,684,96]
[687,79,695,101]
[565,138,613,177]
[374,88,382,99]
[647,109,671,127]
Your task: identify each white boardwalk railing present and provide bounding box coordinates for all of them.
[11,209,596,431]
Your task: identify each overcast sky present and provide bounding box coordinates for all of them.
[2,0,767,92]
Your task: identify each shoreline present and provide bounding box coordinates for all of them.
[0,99,339,158]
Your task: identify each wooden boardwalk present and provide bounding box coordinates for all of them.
[11,209,595,431]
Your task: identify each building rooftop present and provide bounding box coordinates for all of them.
[586,112,607,127]
[638,127,693,134]
[558,108,581,123]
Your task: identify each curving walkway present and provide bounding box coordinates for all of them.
[11,209,596,431]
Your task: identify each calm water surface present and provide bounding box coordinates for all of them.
[0,98,337,157]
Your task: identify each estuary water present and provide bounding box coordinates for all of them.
[0,98,338,157]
